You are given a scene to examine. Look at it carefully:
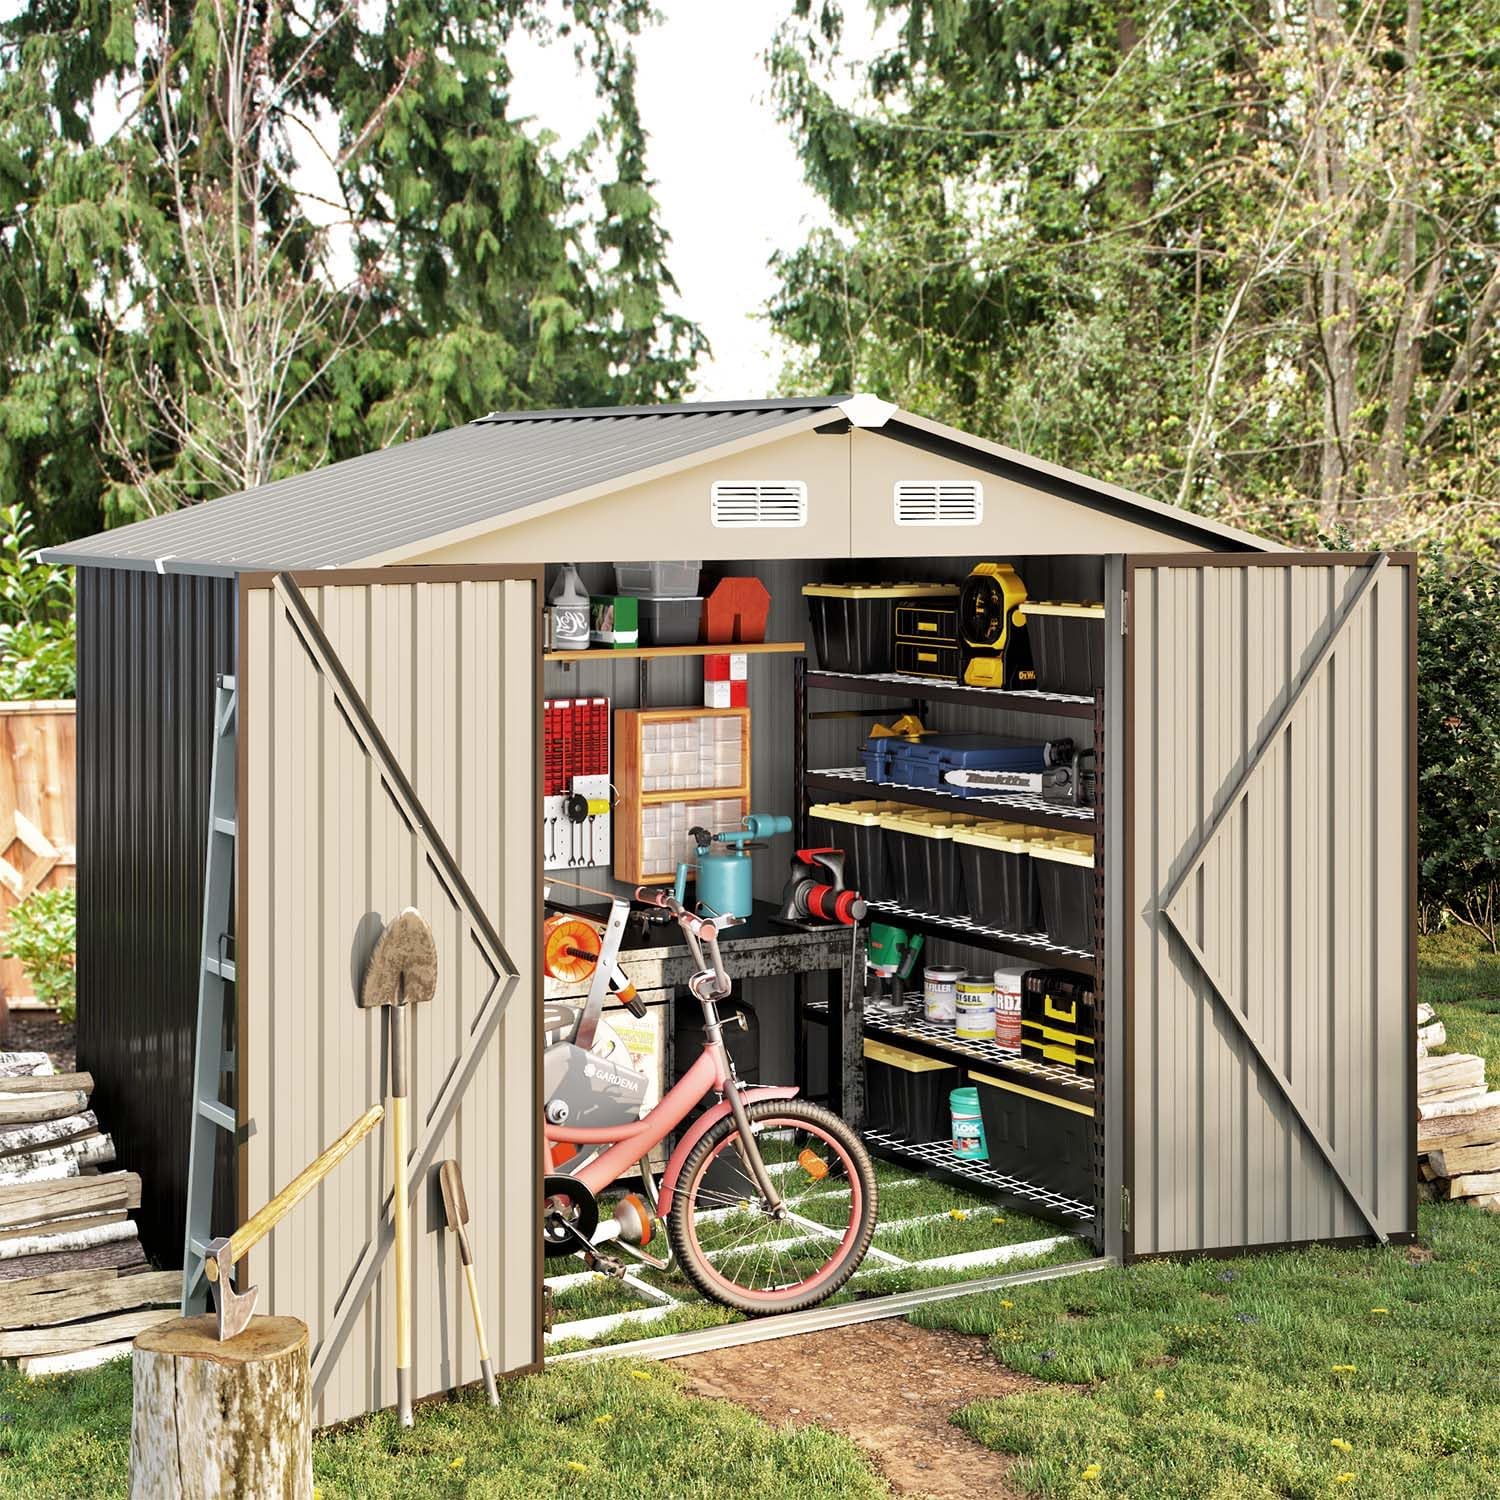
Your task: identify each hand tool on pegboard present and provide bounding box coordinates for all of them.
[543,696,611,870]
[204,1103,384,1339]
[359,908,438,1427]
[438,1159,499,1406]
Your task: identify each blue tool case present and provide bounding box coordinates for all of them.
[861,733,1050,790]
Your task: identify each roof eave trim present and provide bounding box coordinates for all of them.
[40,549,244,579]
[351,407,839,567]
[884,412,1285,552]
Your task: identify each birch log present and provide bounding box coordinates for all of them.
[0,1134,115,1178]
[0,1218,136,1261]
[0,1236,146,1280]
[0,1053,54,1078]
[0,1072,92,1095]
[0,1111,98,1156]
[0,1091,90,1127]
[131,1316,312,1500]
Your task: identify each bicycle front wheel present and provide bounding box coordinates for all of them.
[667,1098,877,1315]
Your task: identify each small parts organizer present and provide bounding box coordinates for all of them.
[544,696,612,871]
[613,707,751,883]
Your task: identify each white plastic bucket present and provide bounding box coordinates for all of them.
[955,973,996,1040]
[923,965,964,1022]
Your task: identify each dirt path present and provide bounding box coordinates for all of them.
[679,1320,1042,1499]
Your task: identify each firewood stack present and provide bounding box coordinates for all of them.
[0,1051,179,1375]
[1416,1006,1500,1214]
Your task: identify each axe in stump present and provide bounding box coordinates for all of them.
[439,1159,499,1405]
[360,907,438,1428]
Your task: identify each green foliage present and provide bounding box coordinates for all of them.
[770,0,1500,554]
[0,504,74,700]
[1418,563,1500,948]
[5,884,76,1021]
[0,0,704,538]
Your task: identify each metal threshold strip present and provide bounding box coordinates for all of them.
[548,1254,1114,1365]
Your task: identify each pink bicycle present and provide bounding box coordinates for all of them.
[541,888,878,1314]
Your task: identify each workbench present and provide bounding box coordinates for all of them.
[544,900,867,1126]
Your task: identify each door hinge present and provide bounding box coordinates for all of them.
[1120,1186,1132,1233]
[1120,588,1130,636]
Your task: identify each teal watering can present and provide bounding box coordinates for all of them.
[674,813,793,918]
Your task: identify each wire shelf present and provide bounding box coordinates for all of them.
[864,898,1093,963]
[810,765,1095,826]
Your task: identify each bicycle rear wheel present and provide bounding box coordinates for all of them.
[667,1098,877,1315]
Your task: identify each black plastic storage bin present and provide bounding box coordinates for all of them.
[807,801,899,899]
[880,811,977,916]
[1032,838,1095,950]
[971,1070,1094,1204]
[1023,602,1106,695]
[636,596,703,646]
[952,825,1043,932]
[802,583,959,675]
[864,1040,959,1141]
[1022,969,1097,1037]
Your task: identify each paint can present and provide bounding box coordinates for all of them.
[923,965,965,1022]
[954,973,996,1040]
[993,964,1028,1054]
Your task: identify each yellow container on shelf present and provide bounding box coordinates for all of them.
[1031,834,1095,951]
[806,799,905,898]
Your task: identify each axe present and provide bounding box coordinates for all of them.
[359,908,438,1428]
[439,1159,499,1406]
[205,1103,385,1340]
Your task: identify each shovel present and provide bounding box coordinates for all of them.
[439,1158,499,1405]
[360,908,438,1428]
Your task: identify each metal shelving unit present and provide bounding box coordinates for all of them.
[805,668,1097,721]
[862,1128,1096,1225]
[804,766,1094,834]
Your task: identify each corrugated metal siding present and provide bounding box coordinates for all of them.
[75,566,237,1262]
[241,574,539,1428]
[1127,558,1413,1254]
[46,407,825,573]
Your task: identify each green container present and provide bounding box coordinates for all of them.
[589,594,639,647]
[950,1085,988,1161]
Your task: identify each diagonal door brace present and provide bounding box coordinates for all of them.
[267,574,529,1400]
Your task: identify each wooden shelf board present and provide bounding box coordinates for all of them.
[545,641,806,663]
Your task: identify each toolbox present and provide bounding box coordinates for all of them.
[952,822,1044,932]
[803,583,960,675]
[1020,1025,1096,1078]
[864,1039,959,1142]
[878,809,986,915]
[807,799,903,897]
[1032,835,1095,950]
[971,1069,1094,1203]
[893,600,960,680]
[1022,968,1096,1035]
[1020,602,1105,695]
[861,732,1050,791]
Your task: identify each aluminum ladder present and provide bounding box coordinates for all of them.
[181,674,239,1314]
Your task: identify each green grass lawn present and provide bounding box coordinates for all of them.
[0,1356,884,1500]
[905,931,1500,1499]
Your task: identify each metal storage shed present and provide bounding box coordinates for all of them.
[45,395,1416,1425]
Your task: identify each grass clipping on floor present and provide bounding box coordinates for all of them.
[0,1357,885,1500]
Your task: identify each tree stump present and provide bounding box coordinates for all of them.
[130,1314,312,1500]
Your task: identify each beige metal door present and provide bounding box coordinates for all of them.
[1124,554,1415,1259]
[237,566,540,1427]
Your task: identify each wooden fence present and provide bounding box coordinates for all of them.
[0,702,75,1003]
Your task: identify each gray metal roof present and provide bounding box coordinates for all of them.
[45,401,840,576]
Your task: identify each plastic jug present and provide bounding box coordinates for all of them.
[549,563,590,650]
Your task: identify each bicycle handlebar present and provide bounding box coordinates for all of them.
[632,887,739,999]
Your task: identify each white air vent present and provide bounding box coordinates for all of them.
[711,481,808,529]
[894,480,984,526]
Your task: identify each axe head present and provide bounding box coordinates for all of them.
[438,1158,469,1232]
[207,1236,258,1340]
[359,908,438,1009]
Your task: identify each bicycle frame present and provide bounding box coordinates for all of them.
[544,890,798,1221]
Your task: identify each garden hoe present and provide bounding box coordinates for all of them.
[360,907,439,1428]
[438,1159,499,1406]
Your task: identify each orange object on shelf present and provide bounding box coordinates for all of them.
[703,577,771,644]
[542,914,601,982]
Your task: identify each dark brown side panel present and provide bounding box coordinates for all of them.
[76,566,237,1262]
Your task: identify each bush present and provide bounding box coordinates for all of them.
[0,503,75,701]
[6,885,77,1021]
[1418,562,1500,949]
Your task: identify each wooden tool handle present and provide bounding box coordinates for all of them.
[205,1104,384,1282]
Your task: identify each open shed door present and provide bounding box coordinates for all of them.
[237,566,541,1427]
[1124,554,1415,1259]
